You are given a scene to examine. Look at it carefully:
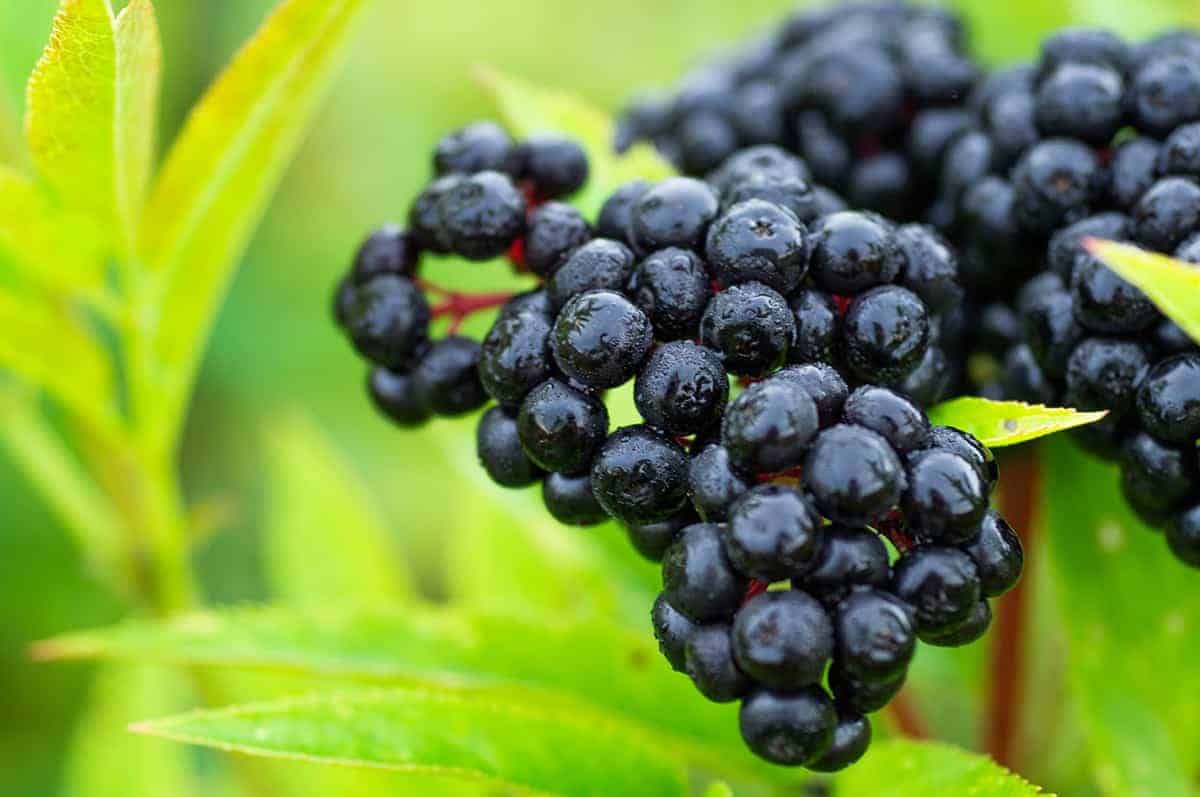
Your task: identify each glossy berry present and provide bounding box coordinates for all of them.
[891,546,981,635]
[828,664,905,715]
[1024,287,1084,379]
[722,379,820,475]
[833,588,916,684]
[1047,212,1128,280]
[350,225,420,283]
[408,175,462,253]
[895,224,963,314]
[652,594,696,672]
[626,247,711,341]
[1110,138,1161,210]
[590,426,690,525]
[1037,27,1128,75]
[842,386,931,454]
[477,407,542,487]
[627,510,695,564]
[738,688,837,767]
[960,510,1024,597]
[433,121,520,176]
[412,336,487,416]
[551,290,653,389]
[1136,354,1200,445]
[788,289,840,366]
[726,485,821,580]
[541,472,606,526]
[805,424,906,526]
[679,112,739,175]
[344,276,430,369]
[809,211,901,295]
[1034,63,1124,145]
[1070,256,1159,334]
[700,282,796,376]
[706,200,809,294]
[634,341,729,436]
[983,89,1039,171]
[596,180,649,244]
[517,378,608,474]
[1011,139,1104,235]
[685,623,751,703]
[630,177,720,254]
[1158,122,1200,179]
[733,590,834,689]
[437,171,526,260]
[1167,505,1200,568]
[1064,337,1151,417]
[523,202,591,277]
[921,599,992,647]
[808,709,871,773]
[722,174,819,225]
[802,527,891,603]
[1129,55,1200,137]
[520,135,589,199]
[662,522,748,623]
[902,345,954,408]
[847,153,912,221]
[367,367,429,427]
[1121,432,1197,518]
[547,239,636,310]
[497,289,553,322]
[775,364,849,428]
[688,444,751,522]
[843,286,930,385]
[1133,177,1200,253]
[709,146,809,194]
[478,310,554,407]
[929,426,999,493]
[904,450,989,543]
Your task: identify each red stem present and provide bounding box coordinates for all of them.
[985,447,1041,769]
[415,278,514,334]
[887,689,931,739]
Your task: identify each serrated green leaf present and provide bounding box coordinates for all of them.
[112,0,160,256]
[263,410,411,604]
[927,397,1107,448]
[1084,238,1200,347]
[36,604,794,786]
[1041,438,1200,796]
[62,664,199,797]
[476,67,674,218]
[25,0,116,229]
[132,685,690,797]
[835,740,1049,796]
[142,0,369,450]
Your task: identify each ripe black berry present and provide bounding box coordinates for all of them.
[652,594,696,672]
[788,289,841,366]
[1037,27,1129,76]
[843,286,930,385]
[551,290,653,389]
[722,174,819,225]
[1071,257,1159,334]
[833,588,916,684]
[1034,63,1124,145]
[722,379,820,474]
[1121,431,1197,519]
[413,336,487,416]
[732,590,834,689]
[679,111,739,175]
[802,527,891,603]
[344,275,430,369]
[738,688,836,767]
[596,180,649,244]
[1110,138,1161,210]
[726,485,821,580]
[523,202,591,277]
[929,426,999,493]
[408,175,461,253]
[1133,177,1200,253]
[1063,337,1151,418]
[630,177,720,253]
[828,664,905,715]
[351,225,420,283]
[808,708,871,773]
[437,171,526,260]
[776,364,849,428]
[662,522,748,623]
[842,386,931,454]
[688,444,751,522]
[541,472,606,526]
[626,247,712,341]
[1159,122,1200,179]
[960,510,1024,597]
[1129,55,1200,137]
[627,509,696,563]
[520,135,589,199]
[805,424,906,526]
[983,89,1039,171]
[434,121,520,177]
[891,546,982,635]
[1023,287,1084,379]
[1136,354,1200,445]
[1168,505,1200,567]
[634,341,729,436]
[700,282,796,376]
[477,407,542,487]
[478,310,554,407]
[895,224,963,314]
[685,623,752,703]
[709,146,810,194]
[1048,212,1129,280]
[1011,138,1104,235]
[547,240,636,310]
[809,211,901,295]
[921,598,992,647]
[367,367,429,427]
[590,426,690,525]
[904,450,989,543]
[517,378,608,474]
[705,200,809,294]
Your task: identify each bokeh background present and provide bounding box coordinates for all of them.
[0,1,1197,794]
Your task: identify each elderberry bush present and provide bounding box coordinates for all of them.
[333,118,1024,771]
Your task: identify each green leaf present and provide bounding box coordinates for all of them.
[36,605,791,786]
[262,410,411,604]
[1040,438,1200,796]
[701,782,733,797]
[141,0,370,449]
[476,67,674,218]
[835,740,1049,796]
[131,685,690,797]
[25,0,116,228]
[1084,238,1200,346]
[112,0,161,255]
[927,397,1107,448]
[62,664,200,797]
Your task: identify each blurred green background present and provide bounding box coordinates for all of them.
[0,1,1197,795]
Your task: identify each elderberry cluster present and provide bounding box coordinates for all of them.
[922,28,1200,566]
[617,1,980,222]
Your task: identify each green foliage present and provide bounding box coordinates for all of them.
[1085,238,1200,348]
[836,740,1049,796]
[927,397,1107,448]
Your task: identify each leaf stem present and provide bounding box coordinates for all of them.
[887,689,931,739]
[985,446,1041,768]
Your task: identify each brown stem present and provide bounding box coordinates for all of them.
[887,688,930,739]
[985,447,1041,768]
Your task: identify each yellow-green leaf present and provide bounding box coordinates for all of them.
[25,0,116,228]
[142,0,369,449]
[263,410,411,604]
[476,67,675,218]
[113,0,161,255]
[927,397,1107,448]
[835,740,1049,796]
[131,685,691,797]
[1084,238,1200,346]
